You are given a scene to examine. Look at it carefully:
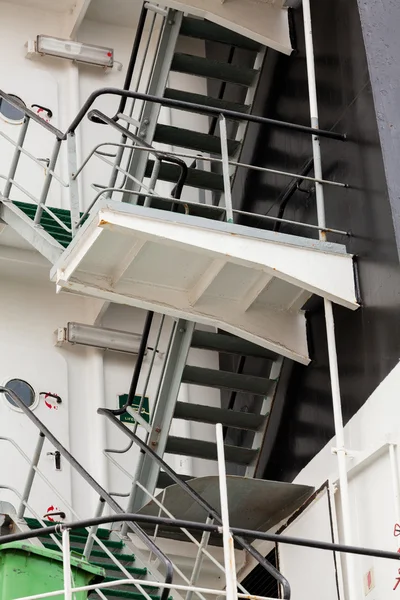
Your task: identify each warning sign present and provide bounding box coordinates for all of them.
[118,394,150,424]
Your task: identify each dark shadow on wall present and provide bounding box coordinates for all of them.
[208,0,400,482]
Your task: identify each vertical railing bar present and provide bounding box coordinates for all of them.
[83,496,105,560]
[17,432,45,519]
[62,528,73,600]
[3,117,29,198]
[67,132,80,236]
[186,516,214,600]
[216,423,237,600]
[218,115,234,223]
[302,2,356,600]
[144,157,161,206]
[34,139,62,225]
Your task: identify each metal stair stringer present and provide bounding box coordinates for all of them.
[0,198,64,264]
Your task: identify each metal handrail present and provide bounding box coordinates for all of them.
[0,387,173,600]
[99,409,292,599]
[67,88,346,141]
[1,513,399,563]
[0,90,64,139]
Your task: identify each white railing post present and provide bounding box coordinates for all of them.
[62,527,72,600]
[302,1,357,598]
[219,115,234,223]
[216,423,237,600]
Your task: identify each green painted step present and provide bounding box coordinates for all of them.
[154,124,239,156]
[145,160,225,193]
[164,88,250,116]
[42,541,135,561]
[14,201,73,248]
[67,534,124,549]
[180,17,261,52]
[92,562,146,576]
[24,517,111,540]
[171,53,258,87]
[89,590,161,600]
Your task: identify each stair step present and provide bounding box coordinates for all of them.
[145,159,225,192]
[103,578,158,594]
[42,541,135,561]
[180,17,261,52]
[191,330,277,359]
[92,562,146,576]
[166,436,257,464]
[174,401,265,430]
[67,534,124,549]
[182,365,274,395]
[14,201,73,247]
[24,517,111,540]
[157,471,193,489]
[154,124,239,156]
[89,591,160,600]
[171,53,258,87]
[164,88,250,116]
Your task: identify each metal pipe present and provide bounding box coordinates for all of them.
[67,88,347,141]
[186,516,214,600]
[3,513,400,562]
[145,157,161,206]
[62,528,72,600]
[3,118,29,198]
[17,432,45,519]
[78,186,349,237]
[302,1,357,598]
[114,311,154,416]
[83,496,105,559]
[219,116,234,223]
[389,444,400,525]
[34,140,62,225]
[216,423,237,600]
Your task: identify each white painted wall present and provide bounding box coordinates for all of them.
[280,362,400,600]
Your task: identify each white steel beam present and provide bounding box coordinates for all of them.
[240,272,273,311]
[188,258,226,306]
[64,0,92,39]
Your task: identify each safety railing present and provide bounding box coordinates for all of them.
[2,425,400,600]
[99,409,292,598]
[0,386,173,600]
[0,81,349,256]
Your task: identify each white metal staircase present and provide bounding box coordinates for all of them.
[0,3,363,597]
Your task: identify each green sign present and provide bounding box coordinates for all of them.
[118,394,150,424]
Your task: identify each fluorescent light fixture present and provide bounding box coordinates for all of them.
[36,35,113,68]
[66,322,141,354]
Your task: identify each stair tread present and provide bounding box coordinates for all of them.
[92,561,146,575]
[191,330,277,359]
[174,401,265,430]
[182,365,275,395]
[24,517,111,539]
[164,88,250,116]
[171,53,258,87]
[166,436,257,464]
[180,17,261,51]
[42,541,135,561]
[154,124,239,156]
[145,159,225,192]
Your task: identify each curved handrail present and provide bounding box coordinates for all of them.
[0,387,173,600]
[99,408,292,599]
[0,90,64,139]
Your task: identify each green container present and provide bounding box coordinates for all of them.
[0,541,105,599]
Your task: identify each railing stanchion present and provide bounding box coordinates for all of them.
[3,117,29,198]
[216,423,237,600]
[62,527,73,600]
[219,115,234,223]
[17,432,45,519]
[83,496,105,560]
[34,139,62,226]
[67,132,80,235]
